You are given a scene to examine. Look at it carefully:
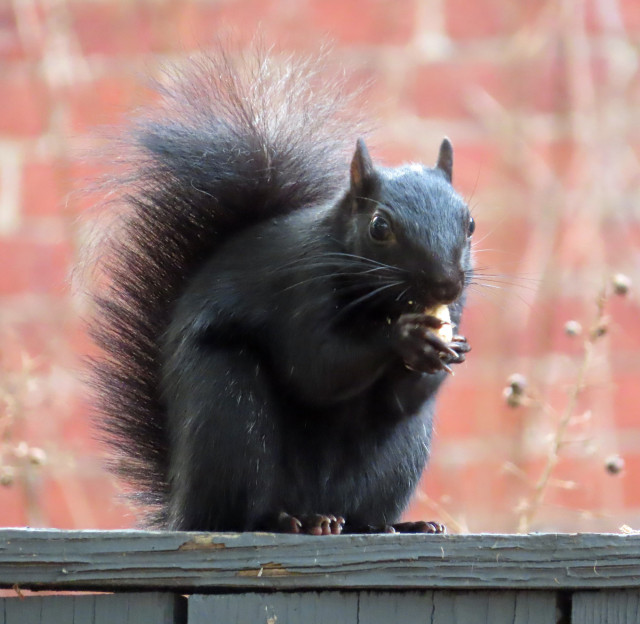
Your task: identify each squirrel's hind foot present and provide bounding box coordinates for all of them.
[276,511,345,535]
[350,521,446,534]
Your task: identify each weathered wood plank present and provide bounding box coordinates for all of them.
[189,591,559,624]
[358,591,558,624]
[3,595,43,623]
[0,529,638,591]
[189,593,359,624]
[430,591,558,624]
[572,590,640,624]
[356,591,435,623]
[0,593,185,624]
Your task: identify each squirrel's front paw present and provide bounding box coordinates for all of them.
[395,314,469,375]
[442,334,471,365]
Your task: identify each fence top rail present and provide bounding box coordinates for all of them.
[0,529,638,592]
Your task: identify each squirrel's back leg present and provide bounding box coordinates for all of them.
[163,344,282,531]
[163,344,350,534]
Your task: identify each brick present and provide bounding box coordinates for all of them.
[374,139,501,196]
[492,455,628,532]
[422,457,510,514]
[604,221,640,267]
[500,296,588,359]
[436,368,521,439]
[0,325,53,373]
[604,251,640,311]
[21,161,69,218]
[406,53,573,120]
[70,1,158,56]
[586,0,640,34]
[0,310,84,374]
[41,474,133,528]
[0,6,25,60]
[169,0,279,51]
[542,297,600,357]
[306,0,415,45]
[541,457,613,512]
[498,282,637,363]
[607,294,640,353]
[622,454,640,508]
[67,160,111,216]
[529,139,578,186]
[0,235,73,296]
[66,73,140,133]
[612,373,640,429]
[0,485,27,526]
[59,397,104,454]
[406,61,506,120]
[0,72,48,137]
[450,141,502,195]
[374,142,422,167]
[456,296,504,358]
[516,54,570,114]
[78,475,135,529]
[68,319,98,362]
[435,371,487,439]
[444,0,547,39]
[621,0,640,32]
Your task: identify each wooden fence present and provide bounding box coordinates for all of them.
[0,529,638,623]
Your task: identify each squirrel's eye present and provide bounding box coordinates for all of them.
[467,216,476,237]
[369,214,393,242]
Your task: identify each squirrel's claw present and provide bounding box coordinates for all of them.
[276,512,345,535]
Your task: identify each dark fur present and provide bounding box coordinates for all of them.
[83,50,473,531]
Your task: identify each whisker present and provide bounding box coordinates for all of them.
[470,279,539,293]
[395,286,410,302]
[354,196,387,210]
[271,256,402,276]
[467,284,535,309]
[321,249,407,273]
[471,282,503,291]
[471,270,541,285]
[280,266,397,292]
[334,280,404,321]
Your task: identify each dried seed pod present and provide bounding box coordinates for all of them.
[28,447,47,466]
[0,466,15,487]
[605,454,625,475]
[564,320,582,337]
[503,386,523,408]
[612,273,631,296]
[507,373,527,395]
[591,318,609,339]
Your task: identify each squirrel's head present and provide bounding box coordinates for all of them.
[341,138,474,311]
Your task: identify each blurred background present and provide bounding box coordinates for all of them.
[0,0,639,533]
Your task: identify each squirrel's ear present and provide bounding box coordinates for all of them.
[436,137,453,183]
[350,138,375,195]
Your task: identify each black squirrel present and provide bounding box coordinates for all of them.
[82,50,474,535]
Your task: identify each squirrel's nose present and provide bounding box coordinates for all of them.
[429,272,464,303]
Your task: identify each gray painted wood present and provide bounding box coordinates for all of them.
[0,529,639,591]
[430,591,558,624]
[0,592,184,624]
[189,591,559,624]
[189,593,358,624]
[356,590,436,622]
[358,591,558,624]
[572,590,640,624]
[67,595,96,623]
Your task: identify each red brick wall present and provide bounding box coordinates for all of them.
[1,0,639,533]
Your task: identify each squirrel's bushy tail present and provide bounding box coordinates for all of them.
[79,49,364,525]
